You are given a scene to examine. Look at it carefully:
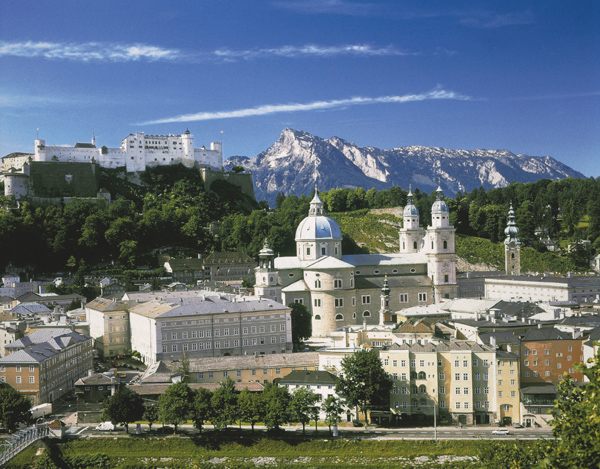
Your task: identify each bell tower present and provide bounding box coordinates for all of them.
[254,238,281,303]
[504,204,521,275]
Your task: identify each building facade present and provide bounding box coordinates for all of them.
[255,187,458,337]
[86,298,131,359]
[0,329,93,405]
[129,294,293,365]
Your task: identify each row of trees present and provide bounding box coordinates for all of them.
[102,349,392,435]
[102,379,343,436]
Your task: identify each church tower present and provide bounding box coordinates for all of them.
[504,204,521,275]
[426,184,458,302]
[399,186,425,253]
[254,238,281,303]
[379,275,392,325]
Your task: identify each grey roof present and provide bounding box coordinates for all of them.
[11,302,52,316]
[558,315,600,327]
[203,252,255,265]
[520,383,558,395]
[278,370,338,386]
[486,275,600,287]
[129,296,289,319]
[75,373,116,386]
[521,327,574,341]
[355,275,432,290]
[387,340,493,353]
[448,317,539,329]
[342,253,428,267]
[7,328,74,348]
[496,350,520,359]
[86,298,128,312]
[479,331,521,346]
[172,352,320,373]
[583,326,600,347]
[0,330,90,364]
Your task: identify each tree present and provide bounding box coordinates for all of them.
[323,395,344,435]
[192,387,213,433]
[541,350,600,468]
[290,387,319,435]
[101,386,145,434]
[262,382,291,431]
[159,382,195,434]
[289,302,311,348]
[335,349,392,423]
[177,352,191,383]
[232,165,245,174]
[210,377,238,430]
[144,404,159,432]
[237,387,264,432]
[0,387,32,432]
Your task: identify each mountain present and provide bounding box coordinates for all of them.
[225,128,585,206]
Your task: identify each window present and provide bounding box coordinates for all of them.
[533,361,538,366]
[454,360,459,367]
[399,294,408,303]
[484,387,489,394]
[463,373,468,380]
[498,391,503,397]
[455,402,461,409]
[463,360,468,367]
[362,295,371,305]
[483,373,488,380]
[444,274,449,283]
[334,279,342,289]
[392,360,397,367]
[475,387,481,394]
[29,376,35,383]
[392,373,398,380]
[439,372,445,380]
[419,360,425,367]
[401,360,406,367]
[16,366,21,372]
[525,360,529,366]
[463,387,469,395]
[533,350,537,356]
[335,314,343,320]
[455,387,461,395]
[314,299,321,307]
[498,380,502,386]
[335,298,343,308]
[315,279,321,288]
[172,345,177,352]
[439,386,445,394]
[483,360,489,367]
[171,332,177,340]
[474,372,480,380]
[545,349,549,355]
[410,359,415,367]
[455,373,460,380]
[418,293,427,302]
[16,376,21,384]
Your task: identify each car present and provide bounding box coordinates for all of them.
[95,422,115,431]
[492,428,510,435]
[513,422,524,428]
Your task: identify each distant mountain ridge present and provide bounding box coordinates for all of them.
[224,128,585,206]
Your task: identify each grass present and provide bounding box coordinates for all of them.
[3,435,511,468]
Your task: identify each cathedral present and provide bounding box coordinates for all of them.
[255,186,458,337]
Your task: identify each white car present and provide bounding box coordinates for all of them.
[492,428,510,435]
[95,422,115,431]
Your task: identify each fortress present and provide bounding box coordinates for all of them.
[2,130,227,203]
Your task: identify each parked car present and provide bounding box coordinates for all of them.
[492,428,510,435]
[513,422,524,428]
[95,422,115,431]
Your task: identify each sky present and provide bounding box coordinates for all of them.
[0,1,599,177]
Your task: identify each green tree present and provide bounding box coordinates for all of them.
[290,387,319,435]
[238,387,264,432]
[232,165,245,173]
[262,382,291,431]
[101,386,145,434]
[159,382,195,434]
[323,395,344,435]
[0,387,32,432]
[289,302,312,348]
[144,404,159,432]
[192,387,213,433]
[335,349,392,423]
[541,351,600,468]
[210,377,238,430]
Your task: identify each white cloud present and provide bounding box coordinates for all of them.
[139,89,472,125]
[0,41,183,62]
[0,41,414,63]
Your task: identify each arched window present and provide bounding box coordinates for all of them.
[413,241,417,250]
[418,371,426,379]
[335,314,344,321]
[412,400,418,409]
[363,311,371,317]
[410,371,418,379]
[314,315,321,320]
[511,253,515,259]
[443,240,448,249]
[315,279,321,288]
[419,385,427,394]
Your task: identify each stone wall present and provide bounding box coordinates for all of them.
[200,168,255,199]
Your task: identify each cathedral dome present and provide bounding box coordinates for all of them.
[403,190,420,217]
[295,215,342,241]
[295,189,342,241]
[431,185,449,213]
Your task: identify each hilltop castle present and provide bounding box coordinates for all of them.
[2,130,229,203]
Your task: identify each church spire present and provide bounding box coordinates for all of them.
[309,185,324,216]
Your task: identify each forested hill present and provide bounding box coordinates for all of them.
[0,168,597,283]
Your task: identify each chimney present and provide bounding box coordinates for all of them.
[537,323,542,329]
[507,344,512,353]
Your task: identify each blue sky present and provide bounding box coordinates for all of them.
[1,1,598,177]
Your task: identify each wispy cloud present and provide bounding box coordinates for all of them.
[459,9,535,28]
[0,41,183,62]
[272,0,380,16]
[214,44,415,60]
[0,40,414,63]
[139,89,473,125]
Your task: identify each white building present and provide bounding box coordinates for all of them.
[128,293,292,365]
[31,129,222,173]
[255,186,458,337]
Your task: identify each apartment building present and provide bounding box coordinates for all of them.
[86,298,131,358]
[129,293,292,365]
[0,329,93,405]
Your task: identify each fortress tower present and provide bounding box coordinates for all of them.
[504,204,521,275]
